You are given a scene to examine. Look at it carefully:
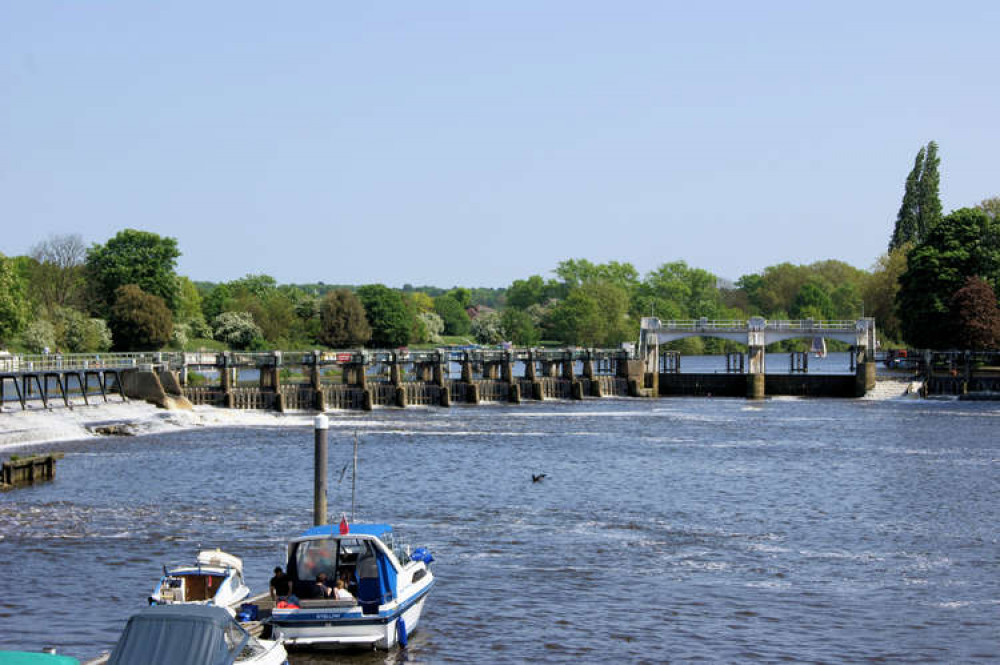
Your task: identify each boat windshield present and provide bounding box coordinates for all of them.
[292,537,375,582]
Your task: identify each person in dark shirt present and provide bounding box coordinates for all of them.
[270,566,292,601]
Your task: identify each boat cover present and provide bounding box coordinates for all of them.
[106,605,248,665]
[0,654,79,665]
[299,523,392,539]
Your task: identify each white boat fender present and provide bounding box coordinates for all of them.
[397,616,407,648]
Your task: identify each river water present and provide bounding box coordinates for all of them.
[0,395,997,663]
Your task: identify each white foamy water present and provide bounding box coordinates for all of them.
[0,401,315,451]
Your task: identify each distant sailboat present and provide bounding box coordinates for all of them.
[810,336,827,358]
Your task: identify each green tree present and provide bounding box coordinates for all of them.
[202,283,234,322]
[791,281,834,320]
[897,207,1000,348]
[949,276,1000,349]
[549,282,631,346]
[548,289,601,346]
[318,289,372,348]
[829,283,862,320]
[357,284,411,347]
[890,141,942,250]
[434,295,471,336]
[636,261,722,320]
[500,308,541,345]
[506,275,554,310]
[499,308,533,345]
[555,259,639,291]
[890,146,924,251]
[917,141,942,239]
[86,229,181,315]
[108,284,173,351]
[176,277,212,339]
[0,253,31,346]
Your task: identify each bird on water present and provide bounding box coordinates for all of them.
[532,473,547,483]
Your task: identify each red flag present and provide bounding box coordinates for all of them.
[339,514,349,535]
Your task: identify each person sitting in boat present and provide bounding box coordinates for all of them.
[333,578,355,602]
[313,572,335,598]
[270,566,294,602]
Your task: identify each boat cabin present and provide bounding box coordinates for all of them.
[286,524,405,614]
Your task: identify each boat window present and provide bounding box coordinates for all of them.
[293,538,338,580]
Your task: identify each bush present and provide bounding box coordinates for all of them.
[22,320,57,353]
[213,311,264,350]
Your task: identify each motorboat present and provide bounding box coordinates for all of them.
[149,549,251,611]
[103,605,287,665]
[269,521,434,649]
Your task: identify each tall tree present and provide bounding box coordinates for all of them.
[897,207,1000,348]
[319,289,372,348]
[917,141,943,238]
[86,229,181,315]
[434,294,471,336]
[890,146,924,251]
[357,284,411,348]
[889,141,942,251]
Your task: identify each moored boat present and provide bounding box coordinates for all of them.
[269,521,434,649]
[149,549,251,611]
[104,605,287,665]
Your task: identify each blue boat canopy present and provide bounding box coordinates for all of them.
[300,523,392,539]
[106,605,249,665]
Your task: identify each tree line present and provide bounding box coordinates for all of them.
[1,142,997,353]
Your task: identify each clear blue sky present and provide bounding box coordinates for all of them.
[2,2,997,288]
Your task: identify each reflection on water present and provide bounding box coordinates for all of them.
[1,397,998,663]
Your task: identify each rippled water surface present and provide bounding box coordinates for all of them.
[1,397,998,663]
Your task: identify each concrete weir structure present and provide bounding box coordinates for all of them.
[178,348,633,412]
[0,324,882,414]
[639,317,878,399]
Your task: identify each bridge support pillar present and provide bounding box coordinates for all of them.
[509,382,521,404]
[562,355,575,381]
[855,358,876,396]
[525,352,537,381]
[747,373,765,400]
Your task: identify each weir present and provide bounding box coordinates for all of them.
[639,317,878,399]
[0,321,886,414]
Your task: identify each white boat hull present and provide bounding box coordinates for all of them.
[273,581,431,649]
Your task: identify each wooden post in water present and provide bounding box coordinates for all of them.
[313,415,329,526]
